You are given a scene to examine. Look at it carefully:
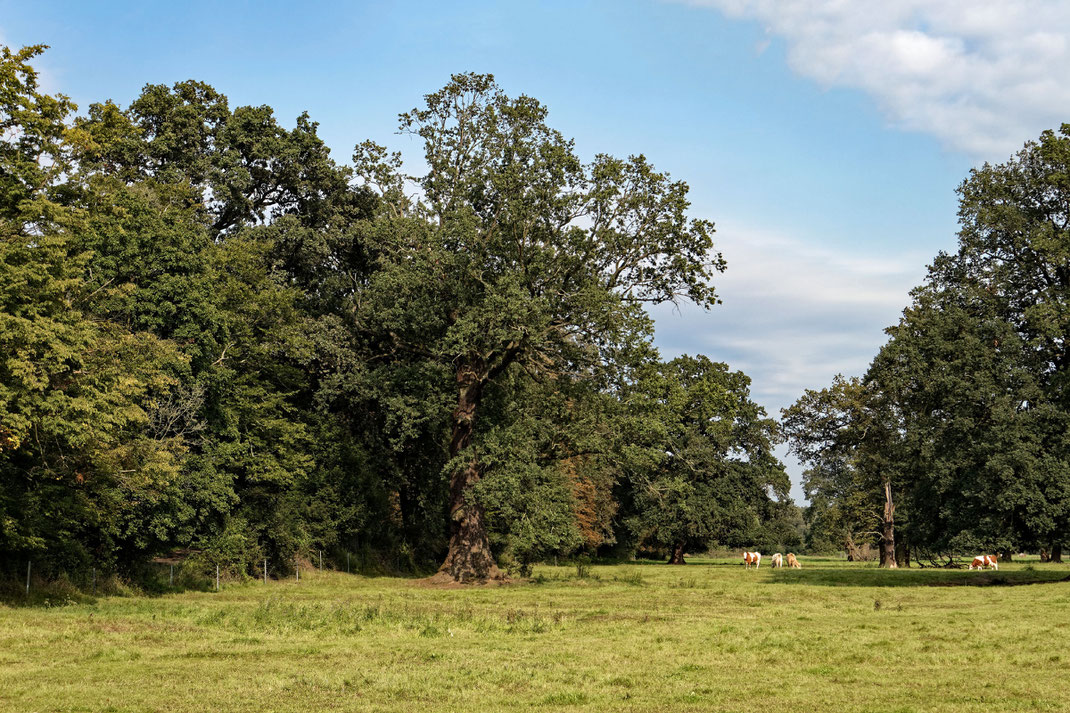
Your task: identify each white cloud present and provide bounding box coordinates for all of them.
[652,223,928,501]
[653,223,928,413]
[681,0,1070,159]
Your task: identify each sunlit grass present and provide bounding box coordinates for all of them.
[1,557,1068,712]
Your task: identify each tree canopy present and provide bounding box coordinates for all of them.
[623,355,790,564]
[785,126,1070,564]
[1,48,794,583]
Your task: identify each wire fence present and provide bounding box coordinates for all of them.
[3,546,397,604]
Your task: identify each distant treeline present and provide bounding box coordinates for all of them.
[1,45,801,583]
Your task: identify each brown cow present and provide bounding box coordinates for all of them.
[742,551,762,569]
[969,555,998,570]
[786,553,801,569]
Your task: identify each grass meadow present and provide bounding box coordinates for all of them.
[2,557,1069,712]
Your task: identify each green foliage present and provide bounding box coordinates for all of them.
[782,376,893,557]
[621,355,789,559]
[473,384,586,574]
[27,43,1054,587]
[870,127,1070,555]
[0,44,75,223]
[789,126,1070,559]
[347,73,726,578]
[192,516,262,579]
[0,45,349,573]
[0,219,189,567]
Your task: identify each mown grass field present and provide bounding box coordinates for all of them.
[2,557,1069,712]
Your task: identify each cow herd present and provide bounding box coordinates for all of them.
[742,551,1001,570]
[741,551,800,569]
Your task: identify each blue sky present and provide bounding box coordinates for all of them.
[5,0,1069,500]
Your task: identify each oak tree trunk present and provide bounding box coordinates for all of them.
[1052,543,1063,563]
[667,542,686,565]
[433,365,502,583]
[880,480,897,569]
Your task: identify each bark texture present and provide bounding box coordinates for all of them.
[880,481,897,569]
[667,542,686,565]
[433,364,502,583]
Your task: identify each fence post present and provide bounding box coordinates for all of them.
[319,550,323,570]
[92,567,96,595]
[296,561,299,582]
[26,560,31,596]
[263,558,267,584]
[170,564,174,586]
[215,564,219,592]
[347,551,350,574]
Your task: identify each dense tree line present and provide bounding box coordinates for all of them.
[1,45,797,583]
[786,126,1070,566]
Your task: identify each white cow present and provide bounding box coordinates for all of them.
[770,553,783,568]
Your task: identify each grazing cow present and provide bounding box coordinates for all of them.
[969,555,998,571]
[742,551,762,569]
[770,553,784,568]
[786,553,801,569]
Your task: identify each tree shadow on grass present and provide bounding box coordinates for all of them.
[769,568,1070,588]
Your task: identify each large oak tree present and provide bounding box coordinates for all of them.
[354,74,723,581]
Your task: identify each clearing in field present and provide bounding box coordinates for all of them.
[2,558,1069,713]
